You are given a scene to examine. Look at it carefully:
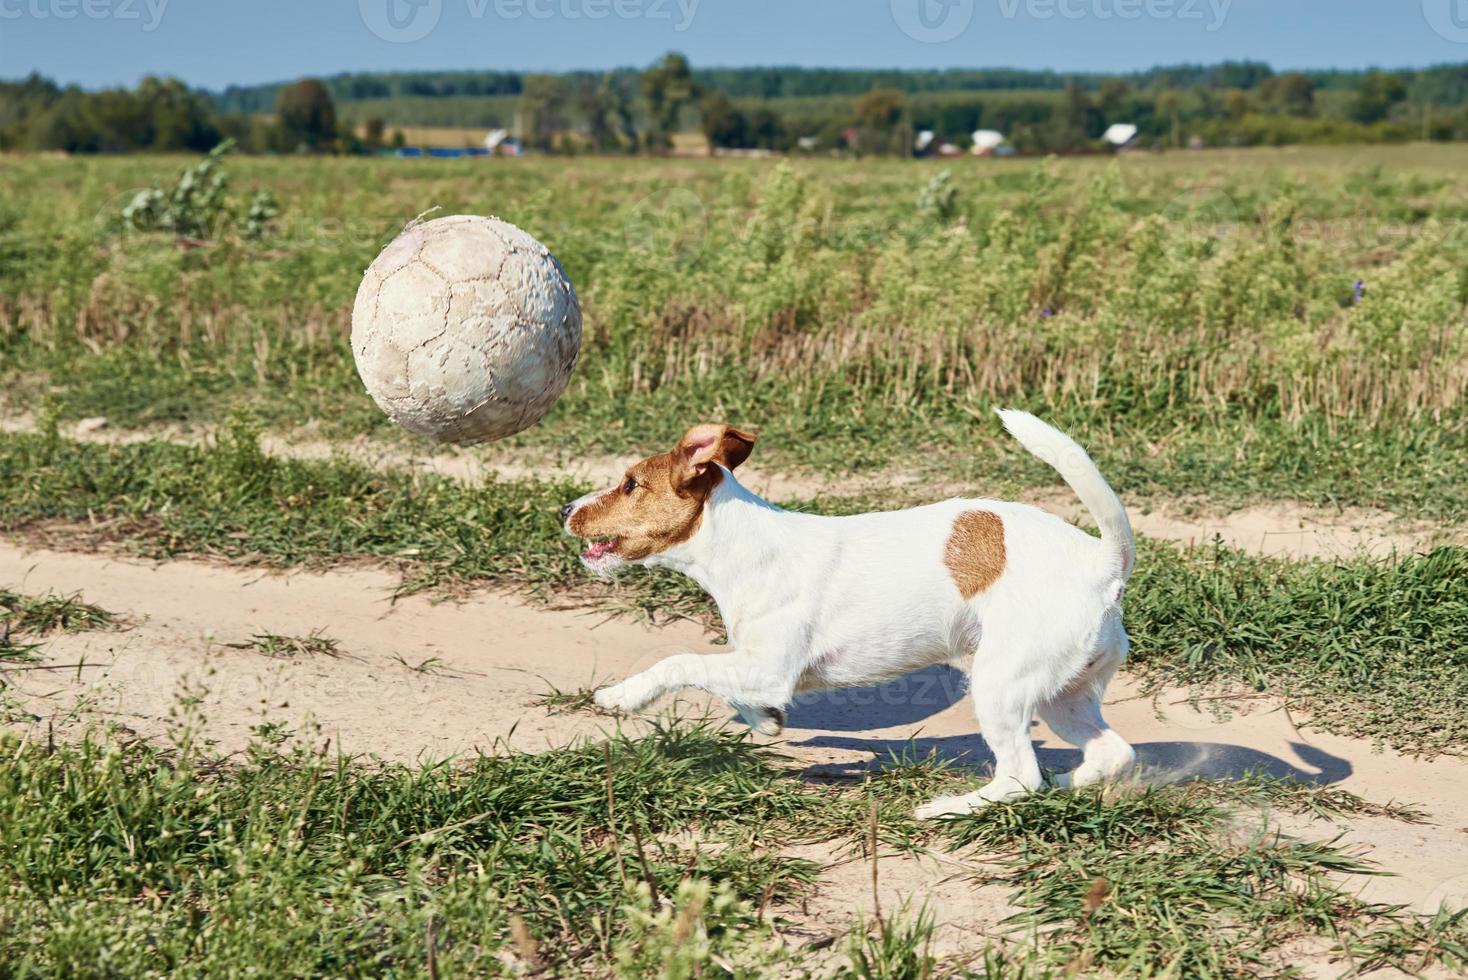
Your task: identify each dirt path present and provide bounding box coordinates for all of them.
[4,541,1468,926]
[4,415,1462,559]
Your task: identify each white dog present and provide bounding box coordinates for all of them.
[560,410,1136,817]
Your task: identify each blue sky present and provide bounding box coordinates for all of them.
[3,0,1468,90]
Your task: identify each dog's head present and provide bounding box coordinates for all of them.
[560,423,756,576]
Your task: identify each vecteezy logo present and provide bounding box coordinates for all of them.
[1423,0,1468,42]
[360,0,442,43]
[890,0,974,43]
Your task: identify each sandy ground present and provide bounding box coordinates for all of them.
[5,414,1463,560]
[5,539,1468,959]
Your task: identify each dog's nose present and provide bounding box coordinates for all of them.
[559,503,574,524]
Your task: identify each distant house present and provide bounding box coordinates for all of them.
[970,129,1007,156]
[1102,123,1140,149]
[484,130,523,156]
[711,147,780,159]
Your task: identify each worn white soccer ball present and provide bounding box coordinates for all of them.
[351,214,582,445]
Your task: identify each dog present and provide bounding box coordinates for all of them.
[559,410,1136,818]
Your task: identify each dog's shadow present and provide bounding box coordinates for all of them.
[793,732,1353,786]
[775,664,1353,786]
[783,663,971,731]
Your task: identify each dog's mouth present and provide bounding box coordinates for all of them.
[582,536,620,561]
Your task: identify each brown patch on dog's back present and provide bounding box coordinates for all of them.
[945,511,1006,598]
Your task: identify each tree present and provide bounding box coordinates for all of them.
[363,116,386,150]
[746,107,784,150]
[1353,71,1407,124]
[604,75,640,151]
[854,87,903,130]
[699,91,746,148]
[135,76,220,151]
[276,79,337,151]
[1156,89,1183,147]
[1223,89,1250,122]
[641,52,698,150]
[578,74,636,152]
[853,87,908,155]
[1097,79,1130,119]
[518,74,571,152]
[1062,84,1104,139]
[1257,73,1315,117]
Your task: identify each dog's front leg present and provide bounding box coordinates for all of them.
[595,650,791,731]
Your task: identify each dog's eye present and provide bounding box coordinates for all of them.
[622,477,638,494]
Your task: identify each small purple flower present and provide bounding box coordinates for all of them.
[1352,279,1365,305]
[1040,307,1054,319]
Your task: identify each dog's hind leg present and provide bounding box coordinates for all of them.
[916,628,1047,819]
[1038,627,1135,790]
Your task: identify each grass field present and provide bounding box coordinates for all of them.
[2,722,1465,977]
[2,145,1466,518]
[2,144,1468,976]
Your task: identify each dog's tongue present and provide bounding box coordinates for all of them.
[584,539,616,560]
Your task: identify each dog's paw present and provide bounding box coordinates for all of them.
[734,704,785,736]
[593,684,633,714]
[753,707,785,736]
[915,793,982,820]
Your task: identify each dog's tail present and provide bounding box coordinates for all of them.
[996,409,1134,581]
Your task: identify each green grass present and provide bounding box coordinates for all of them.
[0,722,817,977]
[532,678,611,716]
[1127,539,1468,757]
[2,421,1466,758]
[224,629,343,659]
[0,587,115,661]
[0,722,1462,978]
[2,148,1466,521]
[938,780,1468,977]
[842,903,939,979]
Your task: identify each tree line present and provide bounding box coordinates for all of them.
[0,74,356,154]
[214,60,1468,105]
[4,56,1468,155]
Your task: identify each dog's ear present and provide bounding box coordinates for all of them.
[675,424,756,484]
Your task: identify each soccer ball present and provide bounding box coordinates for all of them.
[351,214,582,445]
